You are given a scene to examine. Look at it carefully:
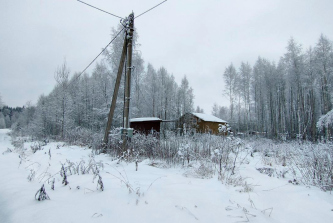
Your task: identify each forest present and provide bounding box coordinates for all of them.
[213,34,333,141]
[2,33,332,143]
[0,97,23,130]
[0,26,197,143]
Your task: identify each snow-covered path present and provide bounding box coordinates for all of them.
[0,129,333,223]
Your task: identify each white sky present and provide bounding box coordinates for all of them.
[1,0,333,113]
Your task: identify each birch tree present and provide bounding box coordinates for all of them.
[223,64,237,122]
[314,34,333,115]
[54,62,72,139]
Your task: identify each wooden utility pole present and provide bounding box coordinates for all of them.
[122,13,134,148]
[76,1,167,145]
[123,13,134,131]
[103,13,134,145]
[103,35,127,144]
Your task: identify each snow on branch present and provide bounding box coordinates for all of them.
[317,109,333,130]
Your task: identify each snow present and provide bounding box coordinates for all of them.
[192,113,227,123]
[1,129,333,223]
[317,108,333,129]
[130,117,162,122]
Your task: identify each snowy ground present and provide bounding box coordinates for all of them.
[0,129,333,223]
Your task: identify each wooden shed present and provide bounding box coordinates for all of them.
[177,112,228,135]
[129,117,162,135]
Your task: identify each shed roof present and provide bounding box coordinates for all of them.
[191,113,228,123]
[130,117,162,122]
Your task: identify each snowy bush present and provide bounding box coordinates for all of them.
[245,138,333,191]
[183,161,214,179]
[50,178,55,190]
[317,109,333,130]
[27,169,36,182]
[178,140,192,166]
[129,133,160,160]
[317,109,333,141]
[96,175,104,191]
[30,142,42,153]
[65,127,103,149]
[104,132,248,184]
[35,184,50,201]
[2,147,12,155]
[60,165,68,186]
[102,128,123,156]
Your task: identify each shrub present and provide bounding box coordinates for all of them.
[35,184,50,201]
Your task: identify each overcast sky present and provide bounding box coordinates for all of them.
[1,0,333,113]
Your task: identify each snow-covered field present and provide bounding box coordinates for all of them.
[0,129,333,223]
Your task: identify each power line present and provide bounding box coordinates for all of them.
[73,28,125,83]
[135,0,167,19]
[77,0,123,19]
[77,0,167,20]
[73,0,168,83]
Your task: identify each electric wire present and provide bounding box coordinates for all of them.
[73,28,124,83]
[73,0,168,84]
[77,0,167,20]
[77,0,123,19]
[135,0,167,19]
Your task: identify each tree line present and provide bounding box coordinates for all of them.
[11,26,195,140]
[0,94,23,129]
[214,34,333,140]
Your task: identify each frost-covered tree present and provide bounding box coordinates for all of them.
[284,38,306,138]
[252,57,269,134]
[143,63,158,117]
[54,62,73,139]
[12,102,36,135]
[218,34,333,140]
[212,103,229,120]
[0,112,6,129]
[138,64,181,121]
[0,93,3,109]
[11,25,197,142]
[303,47,320,140]
[223,64,237,122]
[317,109,333,138]
[195,106,204,113]
[179,76,194,116]
[31,95,51,137]
[89,62,113,130]
[131,51,145,118]
[0,94,5,128]
[314,34,333,115]
[238,62,252,131]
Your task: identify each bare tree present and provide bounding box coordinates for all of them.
[54,62,71,139]
[223,64,237,122]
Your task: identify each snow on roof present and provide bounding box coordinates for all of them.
[191,113,228,123]
[130,117,162,122]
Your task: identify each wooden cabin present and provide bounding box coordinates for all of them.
[129,117,162,135]
[177,112,229,135]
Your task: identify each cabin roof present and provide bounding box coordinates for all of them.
[130,117,162,122]
[191,113,228,123]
